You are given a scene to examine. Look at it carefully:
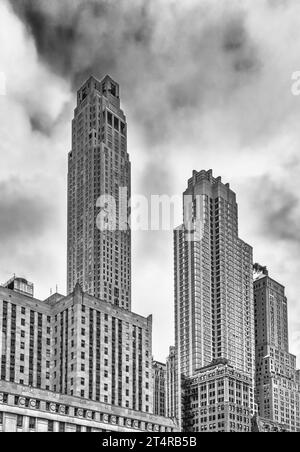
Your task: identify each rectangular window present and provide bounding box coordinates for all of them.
[48,420,54,432]
[29,417,36,429]
[17,415,23,428]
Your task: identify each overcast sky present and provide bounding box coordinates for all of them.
[0,0,300,363]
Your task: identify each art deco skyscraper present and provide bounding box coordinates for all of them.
[174,170,255,431]
[254,264,300,431]
[67,75,131,310]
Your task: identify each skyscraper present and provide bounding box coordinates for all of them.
[174,169,255,431]
[67,75,131,310]
[166,346,176,419]
[254,264,300,431]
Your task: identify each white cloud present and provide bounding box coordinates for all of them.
[0,0,72,298]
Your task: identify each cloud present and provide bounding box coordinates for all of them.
[0,178,52,244]
[0,0,70,295]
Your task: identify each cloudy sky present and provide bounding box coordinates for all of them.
[1,0,300,363]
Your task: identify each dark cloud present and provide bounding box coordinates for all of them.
[9,1,261,108]
[223,17,247,53]
[9,0,155,84]
[29,114,53,135]
[0,179,53,246]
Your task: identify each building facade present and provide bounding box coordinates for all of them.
[166,346,176,420]
[67,75,131,310]
[183,360,252,432]
[254,264,300,432]
[174,170,255,430]
[0,381,177,433]
[152,361,166,417]
[251,415,290,433]
[0,280,155,414]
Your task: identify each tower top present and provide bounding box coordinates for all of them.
[253,263,269,280]
[3,275,34,298]
[77,74,120,108]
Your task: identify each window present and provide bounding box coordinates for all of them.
[48,420,54,432]
[59,422,65,432]
[17,415,23,428]
[29,417,36,429]
[76,425,81,432]
[114,116,119,130]
[0,412,3,425]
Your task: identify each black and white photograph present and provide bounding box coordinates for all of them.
[0,0,300,435]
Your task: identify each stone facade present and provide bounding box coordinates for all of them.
[0,282,154,414]
[152,361,166,417]
[0,381,177,433]
[254,266,300,432]
[252,415,290,433]
[182,360,252,433]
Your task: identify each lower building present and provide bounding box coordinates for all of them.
[152,361,166,417]
[0,381,178,432]
[254,265,300,432]
[0,280,154,413]
[182,360,252,432]
[251,415,290,432]
[166,346,176,420]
